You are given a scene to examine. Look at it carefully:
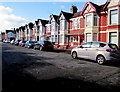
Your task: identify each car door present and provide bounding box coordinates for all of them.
[77,42,92,59]
[87,42,100,60]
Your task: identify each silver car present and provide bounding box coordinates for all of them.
[71,41,120,65]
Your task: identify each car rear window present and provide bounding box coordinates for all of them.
[44,41,53,45]
[108,44,118,49]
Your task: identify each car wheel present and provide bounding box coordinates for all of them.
[39,46,43,51]
[72,51,78,59]
[96,55,105,65]
[34,46,36,50]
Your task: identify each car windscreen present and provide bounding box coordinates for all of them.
[108,44,118,49]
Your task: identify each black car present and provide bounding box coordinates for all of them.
[14,40,21,45]
[34,40,54,51]
[24,41,35,48]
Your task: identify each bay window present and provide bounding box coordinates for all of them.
[110,9,118,24]
[60,20,64,31]
[46,24,51,32]
[60,34,64,43]
[94,15,98,26]
[86,14,92,27]
[55,35,58,43]
[72,18,80,30]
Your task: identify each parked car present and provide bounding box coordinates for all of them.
[34,40,54,51]
[4,39,10,43]
[71,41,120,65]
[19,41,26,47]
[3,39,6,43]
[14,40,21,45]
[10,40,15,45]
[24,41,35,48]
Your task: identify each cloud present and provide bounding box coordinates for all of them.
[0,5,28,32]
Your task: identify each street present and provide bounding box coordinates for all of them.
[2,43,120,91]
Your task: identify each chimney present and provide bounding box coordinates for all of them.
[70,5,78,14]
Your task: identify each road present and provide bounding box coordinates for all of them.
[2,43,120,91]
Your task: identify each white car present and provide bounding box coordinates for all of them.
[10,40,15,44]
[71,41,120,65]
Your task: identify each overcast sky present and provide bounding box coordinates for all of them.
[0,0,107,32]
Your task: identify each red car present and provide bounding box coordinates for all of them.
[19,41,26,47]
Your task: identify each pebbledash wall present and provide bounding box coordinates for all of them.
[14,0,120,49]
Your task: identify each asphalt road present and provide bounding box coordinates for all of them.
[2,43,120,92]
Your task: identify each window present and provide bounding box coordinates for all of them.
[55,23,58,31]
[91,42,99,48]
[70,37,73,42]
[86,14,92,27]
[52,22,55,32]
[60,20,64,31]
[60,34,64,43]
[55,35,58,43]
[94,15,98,26]
[73,36,78,42]
[47,24,51,32]
[51,35,54,42]
[40,26,43,33]
[100,43,106,47]
[65,21,68,30]
[86,33,92,42]
[110,9,118,24]
[93,33,97,41]
[65,36,68,43]
[72,18,80,30]
[109,32,117,44]
[82,42,91,48]
[108,44,118,49]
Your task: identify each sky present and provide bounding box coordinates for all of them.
[0,0,107,33]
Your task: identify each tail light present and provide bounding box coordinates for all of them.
[106,49,116,52]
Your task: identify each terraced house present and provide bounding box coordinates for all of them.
[14,0,120,49]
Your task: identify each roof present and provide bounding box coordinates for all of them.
[38,19,49,26]
[90,1,110,12]
[81,1,109,15]
[52,15,59,23]
[28,22,34,29]
[35,20,39,25]
[59,11,73,21]
[72,11,81,18]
